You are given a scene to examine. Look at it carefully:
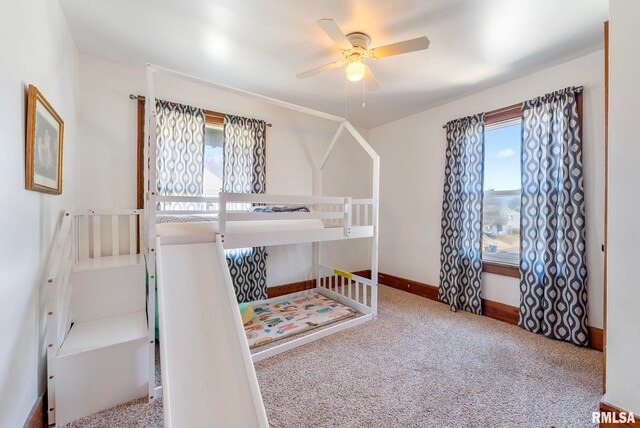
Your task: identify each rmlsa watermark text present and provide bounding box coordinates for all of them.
[593,411,636,424]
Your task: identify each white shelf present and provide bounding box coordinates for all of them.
[58,311,148,358]
[73,254,143,272]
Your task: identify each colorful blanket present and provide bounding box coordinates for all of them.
[245,293,356,348]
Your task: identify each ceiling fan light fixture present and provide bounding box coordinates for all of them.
[346,61,365,82]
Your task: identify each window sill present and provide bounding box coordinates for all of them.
[482,261,520,278]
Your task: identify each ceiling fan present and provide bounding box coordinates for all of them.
[297,19,430,90]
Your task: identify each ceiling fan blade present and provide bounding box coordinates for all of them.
[317,19,353,50]
[296,60,346,79]
[369,36,430,59]
[364,64,380,91]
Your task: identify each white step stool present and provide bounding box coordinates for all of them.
[52,254,149,426]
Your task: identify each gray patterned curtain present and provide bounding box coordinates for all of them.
[519,87,588,346]
[439,114,485,314]
[156,100,205,210]
[223,115,266,194]
[223,115,267,302]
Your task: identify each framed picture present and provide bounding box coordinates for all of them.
[25,85,64,194]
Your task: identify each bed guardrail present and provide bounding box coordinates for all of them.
[156,195,220,215]
[351,199,373,227]
[317,264,376,315]
[219,192,354,236]
[154,193,375,238]
[71,209,143,261]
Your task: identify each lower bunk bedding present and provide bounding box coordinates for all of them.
[243,293,359,349]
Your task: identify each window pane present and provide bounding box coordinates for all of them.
[483,121,521,266]
[203,125,224,196]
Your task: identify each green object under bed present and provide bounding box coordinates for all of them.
[145,264,160,340]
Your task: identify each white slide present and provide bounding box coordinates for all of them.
[156,236,268,428]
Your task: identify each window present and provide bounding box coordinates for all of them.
[202,123,249,211]
[135,103,264,214]
[203,124,224,195]
[482,109,521,274]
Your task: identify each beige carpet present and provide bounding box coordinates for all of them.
[63,285,602,428]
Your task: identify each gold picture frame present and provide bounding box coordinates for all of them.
[25,85,64,194]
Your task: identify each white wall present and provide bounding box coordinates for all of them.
[0,1,79,426]
[606,0,640,415]
[369,50,605,329]
[75,56,373,286]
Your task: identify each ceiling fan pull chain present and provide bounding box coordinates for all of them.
[344,75,348,119]
[362,78,366,107]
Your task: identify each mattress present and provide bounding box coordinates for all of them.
[244,293,356,348]
[155,215,325,236]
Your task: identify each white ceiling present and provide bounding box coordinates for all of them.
[60,0,608,128]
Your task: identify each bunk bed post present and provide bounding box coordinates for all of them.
[219,192,227,237]
[316,123,347,289]
[339,121,380,317]
[145,63,159,400]
[371,156,380,316]
[313,166,322,290]
[344,197,352,237]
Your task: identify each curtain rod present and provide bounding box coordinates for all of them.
[441,85,584,129]
[129,94,272,127]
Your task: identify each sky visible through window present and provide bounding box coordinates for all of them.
[482,120,521,265]
[203,125,224,196]
[484,122,521,191]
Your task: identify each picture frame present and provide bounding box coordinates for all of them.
[25,84,64,194]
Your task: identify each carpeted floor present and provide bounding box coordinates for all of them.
[63,285,602,428]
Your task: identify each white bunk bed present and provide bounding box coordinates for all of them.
[143,63,380,425]
[154,192,378,366]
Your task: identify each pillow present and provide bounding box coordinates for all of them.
[239,303,254,325]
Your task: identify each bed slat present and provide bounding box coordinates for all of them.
[80,215,90,261]
[363,281,367,307]
[129,214,136,255]
[112,215,119,256]
[93,216,101,258]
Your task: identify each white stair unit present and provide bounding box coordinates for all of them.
[45,209,150,427]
